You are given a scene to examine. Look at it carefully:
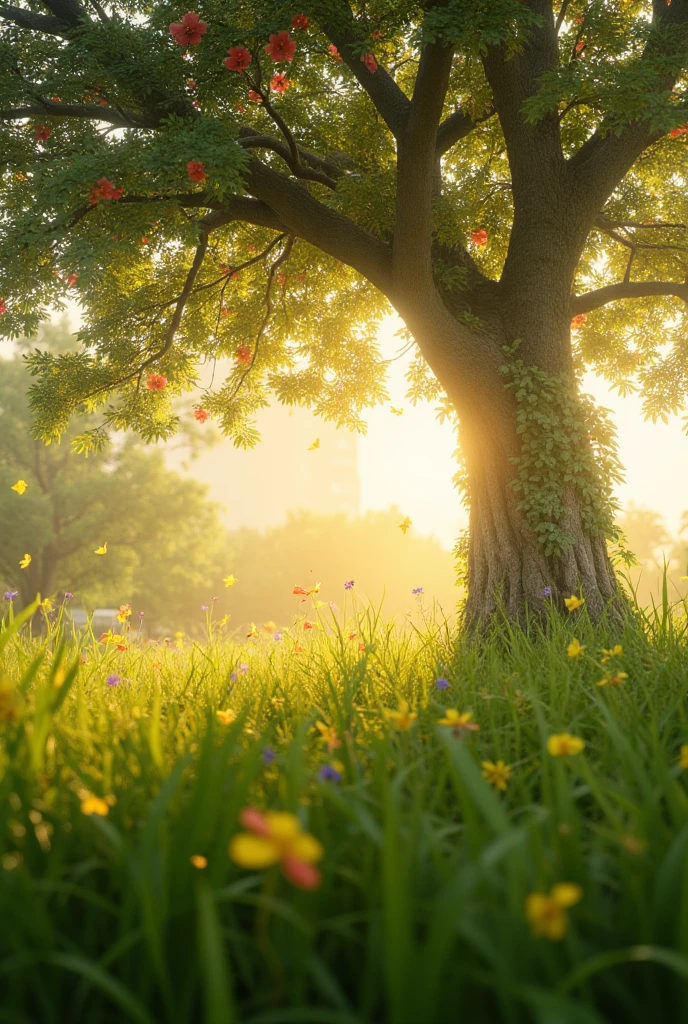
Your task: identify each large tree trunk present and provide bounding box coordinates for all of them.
[461,417,619,630]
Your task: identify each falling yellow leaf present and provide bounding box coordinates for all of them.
[19,553,31,569]
[94,543,108,555]
[307,438,320,450]
[398,516,412,534]
[390,407,404,416]
[223,574,239,587]
[11,480,28,495]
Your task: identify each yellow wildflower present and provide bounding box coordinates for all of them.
[679,745,688,770]
[601,644,623,663]
[525,883,583,940]
[246,622,259,638]
[11,480,28,495]
[481,760,513,791]
[19,553,31,569]
[307,438,320,450]
[116,603,132,624]
[223,574,239,587]
[216,709,236,726]
[567,638,585,658]
[438,708,480,737]
[230,807,323,890]
[564,595,585,612]
[398,516,412,534]
[547,733,585,757]
[315,721,341,751]
[597,672,628,687]
[385,700,417,731]
[190,855,208,869]
[94,543,108,555]
[81,795,110,817]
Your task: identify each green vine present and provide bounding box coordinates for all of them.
[501,342,624,558]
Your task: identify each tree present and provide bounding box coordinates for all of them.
[0,323,227,622]
[2,1,688,627]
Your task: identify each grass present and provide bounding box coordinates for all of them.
[2,592,688,1023]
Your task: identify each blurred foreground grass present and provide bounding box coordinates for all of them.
[2,592,688,1023]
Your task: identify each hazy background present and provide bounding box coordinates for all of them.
[2,313,687,631]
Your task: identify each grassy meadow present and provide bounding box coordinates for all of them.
[2,590,688,1023]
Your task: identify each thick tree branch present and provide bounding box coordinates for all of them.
[38,0,83,28]
[0,101,145,129]
[395,41,454,283]
[436,103,495,156]
[568,0,688,209]
[571,280,688,315]
[245,157,393,295]
[0,4,66,34]
[321,2,410,139]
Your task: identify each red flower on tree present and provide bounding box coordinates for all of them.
[35,124,52,141]
[0,299,6,315]
[146,373,168,390]
[248,89,263,103]
[360,53,378,73]
[225,45,251,71]
[89,177,123,205]
[670,125,688,137]
[471,228,488,246]
[186,78,197,89]
[264,30,297,62]
[193,407,210,423]
[571,314,587,328]
[270,72,290,93]
[235,346,252,364]
[65,273,79,287]
[291,13,308,30]
[328,43,342,62]
[187,160,207,182]
[169,11,207,46]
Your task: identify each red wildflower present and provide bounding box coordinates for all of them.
[264,30,297,62]
[471,228,488,246]
[270,72,290,93]
[292,13,308,30]
[235,346,252,364]
[571,314,587,328]
[146,373,168,390]
[34,124,52,141]
[65,273,79,287]
[193,407,210,423]
[169,11,207,46]
[89,177,123,205]
[248,89,263,103]
[192,99,200,108]
[360,52,378,73]
[187,160,207,182]
[328,43,342,62]
[225,45,252,71]
[51,96,60,102]
[670,125,688,138]
[0,299,6,315]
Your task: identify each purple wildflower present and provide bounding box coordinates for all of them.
[106,674,120,687]
[274,631,283,641]
[239,663,249,674]
[3,590,18,601]
[436,677,450,690]
[64,592,74,601]
[319,764,342,783]
[412,587,424,595]
[201,605,209,611]
[138,610,144,619]
[262,747,276,765]
[542,586,553,598]
[344,580,355,590]
[230,671,238,682]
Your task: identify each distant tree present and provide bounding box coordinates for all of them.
[4,1,688,627]
[221,507,457,627]
[616,504,671,566]
[0,324,226,623]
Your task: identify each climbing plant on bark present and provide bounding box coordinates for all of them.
[2,0,688,626]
